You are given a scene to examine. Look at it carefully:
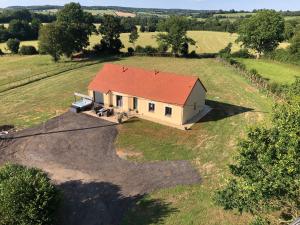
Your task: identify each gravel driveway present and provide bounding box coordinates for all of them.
[0,112,200,225]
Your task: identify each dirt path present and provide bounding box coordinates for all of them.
[0,112,200,225]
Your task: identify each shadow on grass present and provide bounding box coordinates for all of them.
[58,180,177,225]
[199,100,255,122]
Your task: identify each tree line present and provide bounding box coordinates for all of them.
[37,3,203,61]
[0,9,55,23]
[0,19,41,42]
[3,7,300,46]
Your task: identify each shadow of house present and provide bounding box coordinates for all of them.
[199,100,255,122]
[58,180,177,225]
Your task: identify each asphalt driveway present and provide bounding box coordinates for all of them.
[0,112,200,225]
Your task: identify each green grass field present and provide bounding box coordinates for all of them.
[0,55,273,224]
[236,58,300,84]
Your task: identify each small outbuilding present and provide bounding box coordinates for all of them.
[88,64,207,127]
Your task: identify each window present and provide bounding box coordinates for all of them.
[148,103,155,112]
[116,95,123,107]
[133,97,138,110]
[165,107,172,116]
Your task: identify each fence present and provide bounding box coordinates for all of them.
[217,57,287,101]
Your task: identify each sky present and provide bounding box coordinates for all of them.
[0,0,300,11]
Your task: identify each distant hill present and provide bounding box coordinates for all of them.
[4,5,223,14]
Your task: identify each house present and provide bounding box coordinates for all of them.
[88,64,207,126]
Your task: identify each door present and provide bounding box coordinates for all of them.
[133,97,138,110]
[94,91,104,104]
[116,95,123,107]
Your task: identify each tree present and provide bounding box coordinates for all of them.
[284,21,295,41]
[237,10,285,55]
[129,26,139,48]
[38,23,64,62]
[56,2,95,57]
[98,15,123,53]
[30,18,42,40]
[6,38,20,53]
[0,25,10,42]
[215,89,300,224]
[8,19,32,40]
[0,164,61,225]
[156,16,196,55]
[11,9,32,22]
[289,31,300,56]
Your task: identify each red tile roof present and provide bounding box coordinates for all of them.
[88,64,207,106]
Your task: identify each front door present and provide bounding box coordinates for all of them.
[116,95,123,107]
[133,97,138,110]
[94,91,104,104]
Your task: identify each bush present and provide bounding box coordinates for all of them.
[140,25,146,33]
[144,45,158,54]
[157,43,168,53]
[127,47,134,54]
[6,38,20,53]
[19,45,38,55]
[249,68,259,75]
[135,45,144,53]
[188,50,198,58]
[249,217,269,225]
[135,45,158,55]
[0,164,61,225]
[231,48,253,58]
[219,43,232,58]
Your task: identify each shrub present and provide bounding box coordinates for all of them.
[135,45,144,53]
[19,45,38,55]
[231,48,253,58]
[134,45,158,55]
[0,164,61,225]
[127,47,134,54]
[140,25,146,33]
[249,68,259,75]
[180,42,189,56]
[157,43,168,53]
[219,43,232,58]
[188,50,198,58]
[6,38,20,53]
[144,45,158,54]
[249,217,269,225]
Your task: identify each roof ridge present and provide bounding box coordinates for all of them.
[88,64,207,106]
[103,63,199,81]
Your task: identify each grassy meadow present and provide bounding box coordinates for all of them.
[0,30,240,54]
[237,58,300,84]
[0,28,289,55]
[0,55,273,224]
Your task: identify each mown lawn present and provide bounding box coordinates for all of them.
[237,58,300,84]
[0,55,117,88]
[0,55,73,86]
[0,55,273,225]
